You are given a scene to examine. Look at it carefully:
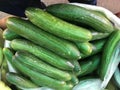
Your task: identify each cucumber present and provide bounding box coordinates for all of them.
[25,7,92,42]
[91,30,110,41]
[46,3,114,33]
[15,51,71,81]
[0,47,3,67]
[0,29,4,48]
[70,60,81,75]
[12,57,66,90]
[3,48,16,70]
[3,29,21,41]
[81,38,106,59]
[10,39,74,70]
[75,42,92,55]
[6,72,38,89]
[31,77,73,90]
[100,30,120,88]
[77,54,100,77]
[6,17,80,60]
[69,74,79,85]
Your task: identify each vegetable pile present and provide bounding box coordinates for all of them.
[0,3,120,90]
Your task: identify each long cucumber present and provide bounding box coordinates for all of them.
[3,29,21,40]
[12,57,67,90]
[46,3,114,33]
[6,17,80,60]
[15,51,71,81]
[0,47,3,67]
[6,72,38,89]
[77,54,100,77]
[10,39,74,70]
[25,7,92,42]
[100,30,120,88]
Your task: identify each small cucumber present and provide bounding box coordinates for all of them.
[10,39,74,70]
[3,29,21,41]
[7,17,80,60]
[77,54,100,77]
[6,72,38,89]
[75,42,93,55]
[70,60,81,75]
[3,48,17,71]
[81,38,106,59]
[12,57,66,90]
[46,3,114,33]
[0,47,3,67]
[0,29,4,48]
[15,51,71,81]
[25,7,92,42]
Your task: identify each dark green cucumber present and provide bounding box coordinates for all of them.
[46,3,114,33]
[0,29,4,48]
[3,48,15,68]
[70,60,81,75]
[100,30,120,81]
[0,47,3,67]
[6,72,38,89]
[75,42,93,55]
[69,74,79,85]
[3,29,21,41]
[81,38,106,59]
[25,7,92,42]
[12,57,66,90]
[31,77,73,90]
[91,30,110,41]
[7,17,80,60]
[10,39,74,70]
[77,54,100,77]
[15,51,71,81]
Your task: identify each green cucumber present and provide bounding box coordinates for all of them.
[25,7,92,42]
[70,60,81,75]
[90,30,110,41]
[0,29,4,48]
[0,47,3,67]
[31,77,73,90]
[3,48,17,70]
[100,30,120,88]
[46,3,114,33]
[75,42,92,55]
[10,39,74,70]
[69,74,79,85]
[81,38,106,59]
[77,54,100,77]
[12,57,66,90]
[6,72,38,89]
[7,17,80,60]
[3,29,21,40]
[15,51,71,81]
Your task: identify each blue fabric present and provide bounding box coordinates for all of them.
[68,0,97,5]
[0,0,45,17]
[0,0,97,17]
[0,0,29,17]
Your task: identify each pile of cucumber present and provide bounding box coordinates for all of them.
[1,3,120,90]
